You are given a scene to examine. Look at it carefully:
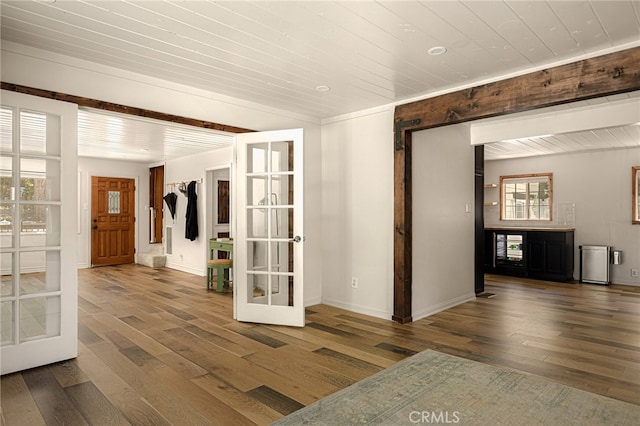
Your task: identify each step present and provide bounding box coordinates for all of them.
[137,252,166,268]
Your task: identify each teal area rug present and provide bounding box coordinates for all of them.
[273,350,639,425]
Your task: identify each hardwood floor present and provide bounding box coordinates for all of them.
[1,266,639,425]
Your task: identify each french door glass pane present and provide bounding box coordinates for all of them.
[1,155,14,199]
[20,158,60,202]
[247,241,268,271]
[271,141,293,172]
[248,143,268,174]
[272,208,292,239]
[248,274,267,304]
[19,251,60,295]
[271,275,293,307]
[0,204,14,248]
[19,204,60,247]
[247,208,267,238]
[20,111,47,154]
[271,241,293,273]
[0,300,13,345]
[0,107,13,151]
[247,175,268,206]
[1,252,13,297]
[19,295,61,342]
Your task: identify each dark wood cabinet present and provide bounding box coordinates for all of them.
[526,230,574,281]
[485,228,574,282]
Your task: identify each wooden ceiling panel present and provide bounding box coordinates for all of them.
[2,0,639,160]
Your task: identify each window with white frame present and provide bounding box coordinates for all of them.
[500,173,552,221]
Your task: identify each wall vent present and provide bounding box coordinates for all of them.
[166,227,172,254]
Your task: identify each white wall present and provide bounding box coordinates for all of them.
[320,110,476,320]
[412,124,476,320]
[3,42,323,306]
[164,147,232,275]
[77,157,150,269]
[485,147,640,286]
[320,107,395,318]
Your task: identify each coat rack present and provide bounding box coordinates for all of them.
[166,178,202,196]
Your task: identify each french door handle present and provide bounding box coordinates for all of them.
[291,235,304,243]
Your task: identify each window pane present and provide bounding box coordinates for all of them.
[108,191,120,214]
[502,175,551,221]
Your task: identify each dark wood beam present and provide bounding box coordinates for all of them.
[395,47,640,130]
[1,82,254,134]
[393,46,640,323]
[393,128,413,324]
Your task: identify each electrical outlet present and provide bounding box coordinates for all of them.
[351,277,358,288]
[632,269,639,278]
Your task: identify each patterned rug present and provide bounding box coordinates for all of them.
[273,350,639,425]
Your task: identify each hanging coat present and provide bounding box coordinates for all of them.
[163,192,177,220]
[185,180,199,241]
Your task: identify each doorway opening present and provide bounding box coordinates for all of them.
[149,165,164,244]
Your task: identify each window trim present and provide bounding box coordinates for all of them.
[500,173,553,221]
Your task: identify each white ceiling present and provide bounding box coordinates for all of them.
[482,91,640,160]
[77,108,235,162]
[2,1,640,162]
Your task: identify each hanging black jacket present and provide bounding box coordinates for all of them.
[185,180,198,241]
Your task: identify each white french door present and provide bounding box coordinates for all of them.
[1,90,78,375]
[234,128,304,327]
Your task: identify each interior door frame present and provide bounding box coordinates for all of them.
[205,163,233,245]
[392,46,640,323]
[88,173,139,267]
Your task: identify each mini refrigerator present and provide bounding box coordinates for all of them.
[579,245,610,285]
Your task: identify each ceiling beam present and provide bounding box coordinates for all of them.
[1,82,254,134]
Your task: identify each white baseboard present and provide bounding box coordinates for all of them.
[304,296,322,307]
[321,297,391,320]
[164,261,205,276]
[412,292,477,322]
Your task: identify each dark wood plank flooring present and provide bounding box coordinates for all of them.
[1,266,638,425]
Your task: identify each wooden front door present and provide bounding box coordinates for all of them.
[91,176,135,266]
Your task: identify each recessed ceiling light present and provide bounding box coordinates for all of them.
[427,46,447,56]
[315,85,331,92]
